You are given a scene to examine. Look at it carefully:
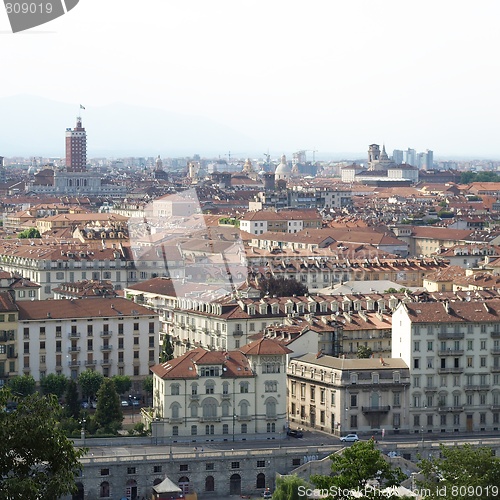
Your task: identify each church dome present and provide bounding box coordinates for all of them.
[274,154,292,176]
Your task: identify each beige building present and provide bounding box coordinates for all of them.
[16,298,159,392]
[392,299,500,434]
[287,354,410,436]
[147,337,290,442]
[0,292,19,388]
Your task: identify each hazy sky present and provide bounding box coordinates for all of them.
[2,0,500,158]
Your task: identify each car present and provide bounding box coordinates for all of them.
[340,433,359,442]
[286,429,303,438]
[131,399,140,407]
[262,490,272,499]
[121,400,130,407]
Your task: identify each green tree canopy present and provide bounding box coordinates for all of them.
[273,475,310,500]
[18,227,41,239]
[0,388,86,499]
[258,276,309,298]
[94,378,123,433]
[64,379,80,419]
[356,345,373,359]
[417,444,500,500]
[78,370,103,401]
[311,440,405,499]
[143,375,153,394]
[40,374,68,398]
[160,334,174,363]
[8,374,36,396]
[112,375,132,396]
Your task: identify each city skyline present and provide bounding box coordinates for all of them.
[2,1,500,157]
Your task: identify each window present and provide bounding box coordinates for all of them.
[223,424,229,435]
[231,462,240,469]
[257,460,266,468]
[179,464,188,472]
[191,425,197,436]
[241,423,248,433]
[100,469,109,476]
[154,465,162,473]
[350,394,357,408]
[127,467,136,474]
[467,357,473,368]
[414,359,420,369]
[393,392,401,407]
[350,415,357,428]
[99,482,110,498]
[414,341,420,352]
[240,382,249,393]
[427,341,433,351]
[480,357,487,368]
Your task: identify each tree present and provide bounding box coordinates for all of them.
[273,475,310,500]
[258,276,309,298]
[417,444,500,500]
[64,379,80,419]
[78,370,103,402]
[143,375,153,406]
[18,227,41,239]
[356,345,373,359]
[112,375,132,396]
[40,374,68,398]
[0,388,85,499]
[160,334,174,363]
[94,378,123,432]
[311,440,405,499]
[8,374,36,396]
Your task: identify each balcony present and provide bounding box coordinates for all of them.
[438,367,463,374]
[198,416,221,423]
[233,330,243,337]
[100,359,111,366]
[492,366,500,373]
[68,346,80,353]
[100,331,112,338]
[437,332,464,340]
[491,331,500,338]
[424,386,438,392]
[168,417,183,424]
[100,345,113,351]
[221,394,231,400]
[237,415,252,422]
[68,332,81,339]
[491,347,500,354]
[464,385,490,391]
[67,360,81,367]
[189,394,199,401]
[438,406,464,412]
[361,405,390,413]
[85,360,96,366]
[491,405,500,411]
[438,349,464,356]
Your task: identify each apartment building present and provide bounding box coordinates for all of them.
[239,210,322,236]
[147,337,290,441]
[0,292,19,388]
[16,298,159,392]
[392,299,500,434]
[287,354,410,436]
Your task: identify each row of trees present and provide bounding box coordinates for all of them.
[7,372,153,436]
[273,441,500,499]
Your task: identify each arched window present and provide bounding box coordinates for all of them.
[265,398,277,418]
[221,401,230,417]
[99,482,110,498]
[171,402,181,419]
[240,400,249,417]
[256,473,266,489]
[190,403,199,418]
[202,397,218,418]
[205,476,215,492]
[241,423,247,434]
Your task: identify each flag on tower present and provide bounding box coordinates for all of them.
[80,104,85,110]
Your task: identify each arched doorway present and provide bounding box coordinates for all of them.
[126,479,138,500]
[72,482,84,500]
[256,473,266,489]
[205,475,215,492]
[230,474,241,495]
[178,476,190,495]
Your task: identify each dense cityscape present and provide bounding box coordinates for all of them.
[2,112,500,499]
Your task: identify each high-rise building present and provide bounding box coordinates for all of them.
[65,117,87,172]
[392,149,404,165]
[425,149,433,170]
[404,148,416,166]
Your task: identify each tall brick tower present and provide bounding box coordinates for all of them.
[65,116,87,172]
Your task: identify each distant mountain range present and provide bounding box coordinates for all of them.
[0,95,262,158]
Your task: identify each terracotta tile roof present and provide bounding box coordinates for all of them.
[403,299,500,323]
[0,291,18,312]
[17,297,155,320]
[150,347,254,380]
[239,337,293,355]
[292,353,408,371]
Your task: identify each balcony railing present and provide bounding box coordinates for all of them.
[100,345,113,351]
[438,349,464,356]
[237,415,252,422]
[438,367,463,374]
[68,332,81,339]
[361,405,390,413]
[198,416,221,422]
[464,385,490,391]
[100,331,112,337]
[68,346,80,353]
[438,406,464,412]
[437,332,464,340]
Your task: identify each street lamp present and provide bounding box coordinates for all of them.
[80,418,86,445]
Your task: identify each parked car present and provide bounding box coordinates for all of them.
[121,400,130,407]
[131,399,140,407]
[340,433,359,442]
[262,489,272,499]
[287,429,303,438]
